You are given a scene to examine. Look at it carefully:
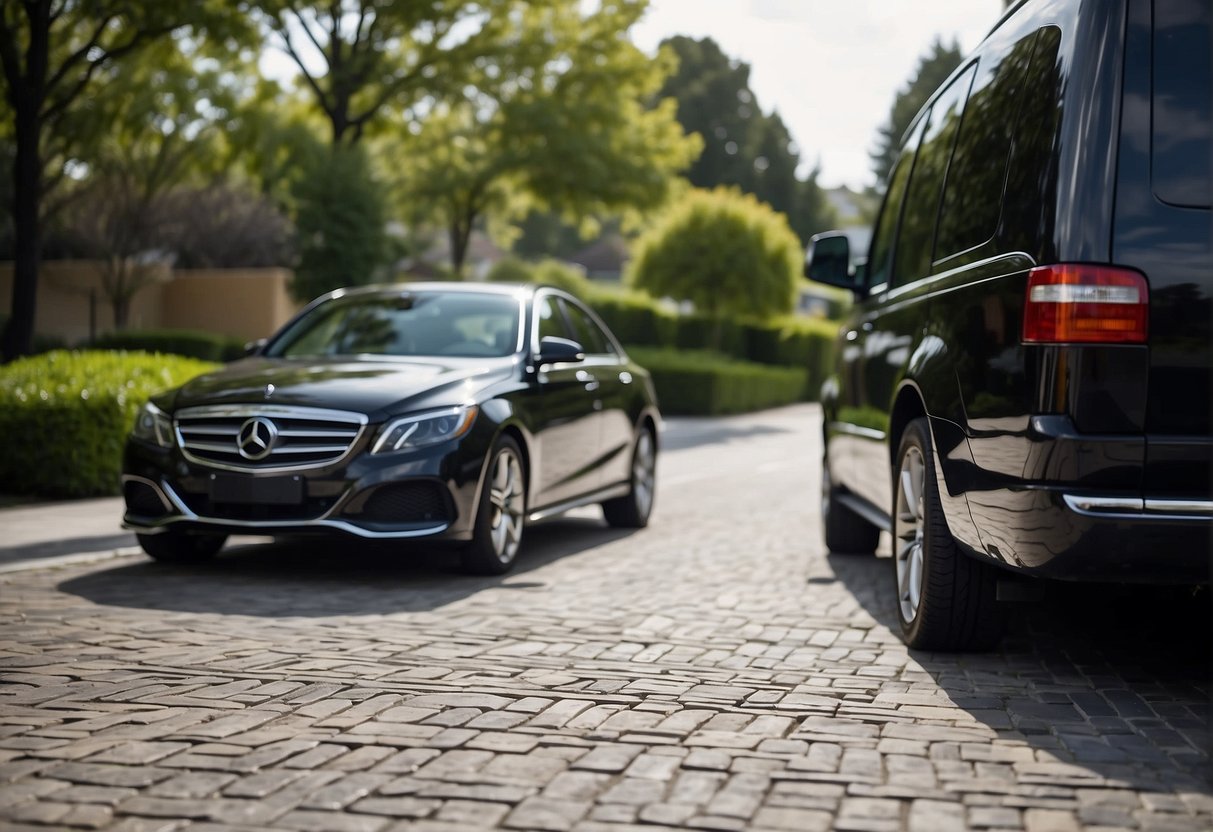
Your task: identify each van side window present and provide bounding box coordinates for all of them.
[893,64,975,286]
[866,120,924,289]
[1153,0,1211,208]
[1000,26,1064,257]
[936,31,1039,264]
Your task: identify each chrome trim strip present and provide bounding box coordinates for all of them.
[1145,499,1213,515]
[122,479,450,540]
[1063,495,1144,512]
[836,491,893,532]
[175,404,370,424]
[528,483,631,523]
[1064,494,1213,520]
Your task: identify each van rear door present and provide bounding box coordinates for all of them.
[1113,0,1212,503]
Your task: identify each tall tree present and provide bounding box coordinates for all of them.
[391,0,699,274]
[256,0,512,145]
[656,35,834,243]
[0,1,246,360]
[870,37,963,184]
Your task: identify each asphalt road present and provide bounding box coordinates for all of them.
[0,403,1210,831]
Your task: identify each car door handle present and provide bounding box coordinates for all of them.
[576,370,600,391]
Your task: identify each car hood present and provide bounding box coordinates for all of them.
[169,356,518,418]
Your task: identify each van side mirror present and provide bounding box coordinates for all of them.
[805,232,860,293]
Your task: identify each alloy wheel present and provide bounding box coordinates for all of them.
[894,445,926,623]
[487,448,525,563]
[632,431,656,519]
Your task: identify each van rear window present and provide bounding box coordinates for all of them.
[1153,0,1211,208]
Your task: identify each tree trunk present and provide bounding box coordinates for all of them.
[3,97,43,362]
[449,216,472,277]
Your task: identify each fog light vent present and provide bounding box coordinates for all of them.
[359,483,450,524]
[124,480,168,518]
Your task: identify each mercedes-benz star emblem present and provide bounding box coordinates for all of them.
[236,416,278,461]
[264,383,275,399]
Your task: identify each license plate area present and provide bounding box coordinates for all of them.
[209,474,304,505]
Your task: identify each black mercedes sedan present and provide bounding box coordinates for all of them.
[121,283,660,574]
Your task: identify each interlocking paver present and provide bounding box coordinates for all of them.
[0,405,1209,830]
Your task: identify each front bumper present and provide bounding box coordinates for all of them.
[121,428,492,542]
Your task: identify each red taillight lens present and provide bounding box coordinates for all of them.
[1022,264,1149,344]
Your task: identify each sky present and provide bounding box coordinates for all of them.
[630,0,1006,191]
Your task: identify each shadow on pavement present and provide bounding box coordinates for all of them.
[827,551,1213,791]
[58,516,635,617]
[0,532,137,566]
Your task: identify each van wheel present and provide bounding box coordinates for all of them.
[462,436,526,575]
[137,530,226,563]
[893,418,1002,651]
[602,428,657,528]
[822,451,879,554]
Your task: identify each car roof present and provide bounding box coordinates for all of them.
[333,282,538,300]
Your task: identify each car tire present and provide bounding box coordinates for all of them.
[136,530,227,563]
[602,428,657,528]
[821,449,880,554]
[462,435,526,575]
[893,418,1002,651]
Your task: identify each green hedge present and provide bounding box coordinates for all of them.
[0,350,218,497]
[91,328,248,362]
[629,347,808,415]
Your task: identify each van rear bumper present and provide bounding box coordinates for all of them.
[964,487,1212,584]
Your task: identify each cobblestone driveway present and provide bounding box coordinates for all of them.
[1,404,1209,831]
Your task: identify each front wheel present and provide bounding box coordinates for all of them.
[893,418,1002,651]
[137,530,227,563]
[602,428,656,528]
[462,436,526,575]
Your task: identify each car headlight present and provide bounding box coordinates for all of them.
[132,402,174,448]
[372,405,479,454]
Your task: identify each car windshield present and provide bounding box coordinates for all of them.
[267,291,522,359]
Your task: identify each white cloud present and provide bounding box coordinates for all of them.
[632,0,1004,190]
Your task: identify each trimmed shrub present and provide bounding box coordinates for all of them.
[628,347,807,415]
[0,350,218,497]
[584,291,678,348]
[486,256,590,296]
[91,329,248,362]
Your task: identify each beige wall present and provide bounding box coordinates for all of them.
[161,268,299,342]
[0,262,301,344]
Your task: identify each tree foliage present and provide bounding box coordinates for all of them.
[870,37,963,184]
[255,0,511,144]
[657,35,834,244]
[0,0,249,358]
[628,188,801,335]
[389,0,699,274]
[290,144,388,302]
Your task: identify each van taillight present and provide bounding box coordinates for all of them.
[1022,265,1149,344]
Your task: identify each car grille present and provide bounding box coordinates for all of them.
[174,405,366,471]
[176,489,341,522]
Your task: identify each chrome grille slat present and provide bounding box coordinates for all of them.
[174,405,367,472]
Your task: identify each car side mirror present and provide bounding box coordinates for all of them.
[805,231,861,295]
[244,338,267,357]
[537,336,585,364]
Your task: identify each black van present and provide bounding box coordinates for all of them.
[806,0,1211,651]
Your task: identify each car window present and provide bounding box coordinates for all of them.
[866,121,923,289]
[893,63,975,286]
[536,295,571,342]
[1153,0,1211,208]
[269,292,521,358]
[999,26,1064,255]
[559,299,614,355]
[936,31,1039,263]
